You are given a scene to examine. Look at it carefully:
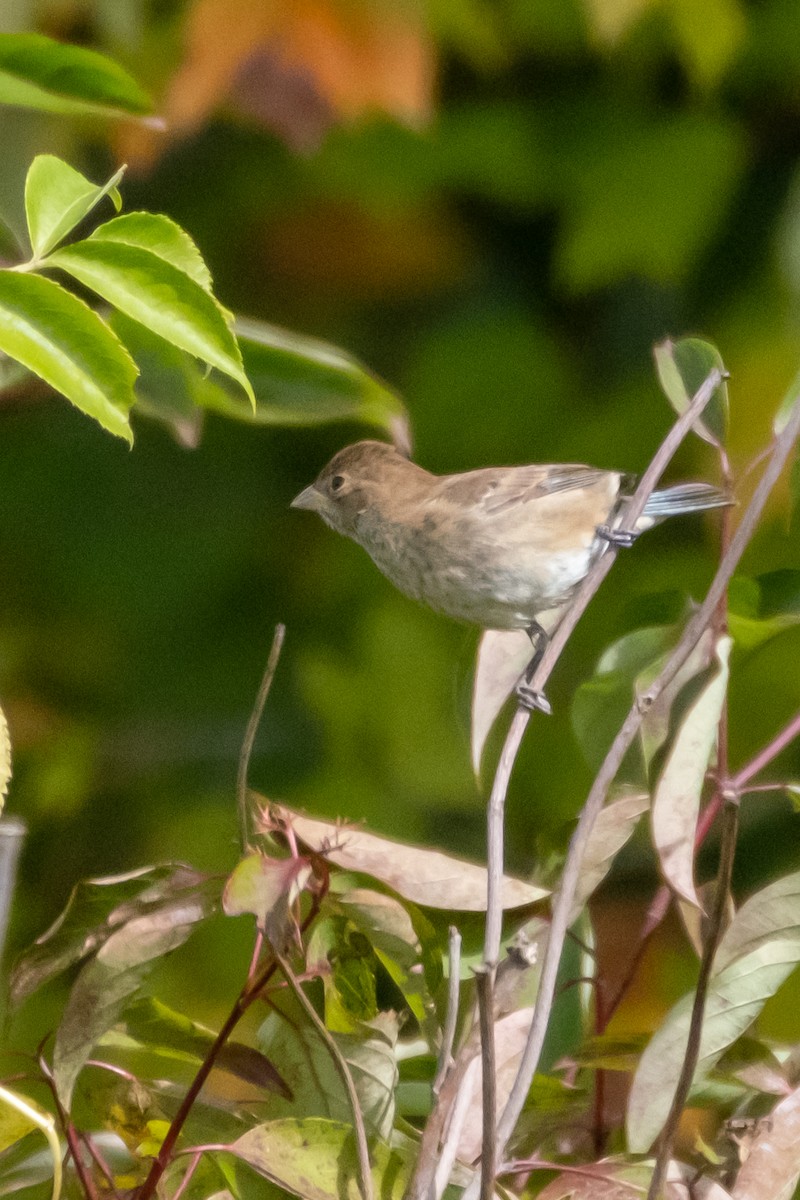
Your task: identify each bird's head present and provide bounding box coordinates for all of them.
[291,440,409,536]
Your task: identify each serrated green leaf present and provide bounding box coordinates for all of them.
[46,241,254,405]
[25,156,124,259]
[89,213,214,292]
[654,336,729,447]
[0,269,135,442]
[0,32,153,118]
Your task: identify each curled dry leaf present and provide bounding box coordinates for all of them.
[570,786,649,922]
[471,628,532,775]
[651,636,731,909]
[264,803,548,911]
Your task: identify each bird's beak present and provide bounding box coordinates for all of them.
[290,484,321,512]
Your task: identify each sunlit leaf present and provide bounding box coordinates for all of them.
[714,870,800,970]
[570,787,649,920]
[45,241,254,405]
[11,864,211,1006]
[452,1008,534,1165]
[0,269,135,442]
[53,883,216,1105]
[651,636,731,908]
[731,1084,800,1199]
[0,701,10,810]
[627,931,800,1153]
[266,803,548,911]
[90,212,214,292]
[471,628,534,775]
[25,157,124,260]
[258,1009,398,1140]
[224,852,313,950]
[229,1116,409,1200]
[654,336,729,447]
[0,32,153,119]
[773,367,800,436]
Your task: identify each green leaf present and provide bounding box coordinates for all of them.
[25,156,124,259]
[627,872,800,1152]
[90,212,214,292]
[229,1117,410,1200]
[45,241,254,405]
[223,853,312,949]
[199,316,409,444]
[0,32,153,119]
[728,570,800,652]
[654,336,729,447]
[258,1009,398,1140]
[774,366,800,436]
[117,997,291,1097]
[53,882,217,1106]
[0,268,135,442]
[11,864,209,1006]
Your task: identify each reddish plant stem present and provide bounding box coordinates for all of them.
[38,1054,98,1200]
[730,709,800,790]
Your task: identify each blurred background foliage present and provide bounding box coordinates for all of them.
[1,0,799,1048]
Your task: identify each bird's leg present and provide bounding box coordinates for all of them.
[595,524,640,548]
[515,621,553,715]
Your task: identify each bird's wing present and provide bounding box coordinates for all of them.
[432,464,613,517]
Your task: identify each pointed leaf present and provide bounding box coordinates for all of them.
[715,870,800,971]
[199,316,410,445]
[0,33,153,118]
[90,213,214,291]
[25,156,123,259]
[773,369,800,437]
[627,938,800,1152]
[269,804,548,911]
[570,788,649,920]
[11,864,210,1006]
[0,269,135,442]
[651,637,731,908]
[229,1117,409,1200]
[654,337,728,447]
[46,241,254,404]
[471,628,533,774]
[53,887,216,1105]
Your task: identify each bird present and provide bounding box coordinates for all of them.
[291,440,729,709]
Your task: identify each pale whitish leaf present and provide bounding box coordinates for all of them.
[715,869,800,971]
[731,1085,800,1200]
[773,368,800,436]
[0,701,10,810]
[229,1117,409,1200]
[25,156,123,260]
[257,1013,398,1141]
[0,269,135,442]
[53,888,215,1105]
[0,32,153,119]
[654,336,729,447]
[570,788,649,921]
[471,628,533,775]
[268,803,548,911]
[89,212,214,292]
[627,938,800,1152]
[10,863,210,1006]
[45,241,254,405]
[636,629,714,771]
[651,636,731,908]
[453,1008,533,1165]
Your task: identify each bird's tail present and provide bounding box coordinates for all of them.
[642,482,732,520]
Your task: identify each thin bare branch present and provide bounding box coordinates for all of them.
[275,952,373,1200]
[237,624,286,853]
[451,391,800,1200]
[475,966,497,1200]
[433,926,462,1094]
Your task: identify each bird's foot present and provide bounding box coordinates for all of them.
[596,524,639,548]
[515,682,552,715]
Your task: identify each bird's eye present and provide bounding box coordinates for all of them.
[330,474,346,493]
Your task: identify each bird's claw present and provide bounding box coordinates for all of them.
[515,682,552,715]
[596,524,639,548]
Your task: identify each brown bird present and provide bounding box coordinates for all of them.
[292,440,728,706]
